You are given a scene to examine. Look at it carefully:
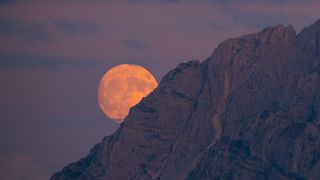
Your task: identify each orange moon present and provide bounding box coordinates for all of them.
[98,64,158,123]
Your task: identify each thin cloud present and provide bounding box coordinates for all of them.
[225,0,320,31]
[0,0,17,6]
[128,0,181,2]
[0,52,100,70]
[123,38,148,50]
[0,16,51,42]
[52,19,99,34]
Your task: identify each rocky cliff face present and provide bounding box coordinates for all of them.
[51,20,320,180]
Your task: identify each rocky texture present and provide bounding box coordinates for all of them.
[52,20,320,180]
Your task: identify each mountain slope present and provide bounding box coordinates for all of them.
[52,20,320,180]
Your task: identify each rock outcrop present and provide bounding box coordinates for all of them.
[52,20,320,180]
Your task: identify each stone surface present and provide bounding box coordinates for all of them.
[51,20,320,180]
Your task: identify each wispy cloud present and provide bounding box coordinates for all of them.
[52,19,99,34]
[0,0,16,6]
[123,38,148,50]
[0,52,100,70]
[0,16,51,42]
[0,16,100,43]
[224,0,320,31]
[128,0,181,2]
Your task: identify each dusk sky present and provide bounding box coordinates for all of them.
[1,0,320,179]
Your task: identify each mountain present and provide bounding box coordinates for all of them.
[51,19,320,180]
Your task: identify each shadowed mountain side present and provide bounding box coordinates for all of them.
[52,19,320,180]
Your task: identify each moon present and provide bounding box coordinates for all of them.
[98,64,158,123]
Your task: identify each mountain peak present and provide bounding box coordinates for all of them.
[262,24,295,33]
[258,24,296,46]
[209,24,297,65]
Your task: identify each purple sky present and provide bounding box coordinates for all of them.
[1,0,320,179]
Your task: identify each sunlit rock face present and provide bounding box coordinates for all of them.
[52,20,320,180]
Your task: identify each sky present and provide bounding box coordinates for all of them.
[0,0,320,179]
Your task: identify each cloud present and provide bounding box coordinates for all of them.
[0,52,100,70]
[123,38,148,50]
[223,0,320,31]
[128,0,181,2]
[0,16,51,41]
[229,11,290,30]
[0,16,100,43]
[52,19,99,34]
[0,0,17,6]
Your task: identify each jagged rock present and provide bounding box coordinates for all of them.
[51,20,320,180]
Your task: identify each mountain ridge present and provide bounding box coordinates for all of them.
[52,19,320,180]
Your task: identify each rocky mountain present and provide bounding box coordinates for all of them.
[51,19,320,180]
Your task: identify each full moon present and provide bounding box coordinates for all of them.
[98,64,158,123]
